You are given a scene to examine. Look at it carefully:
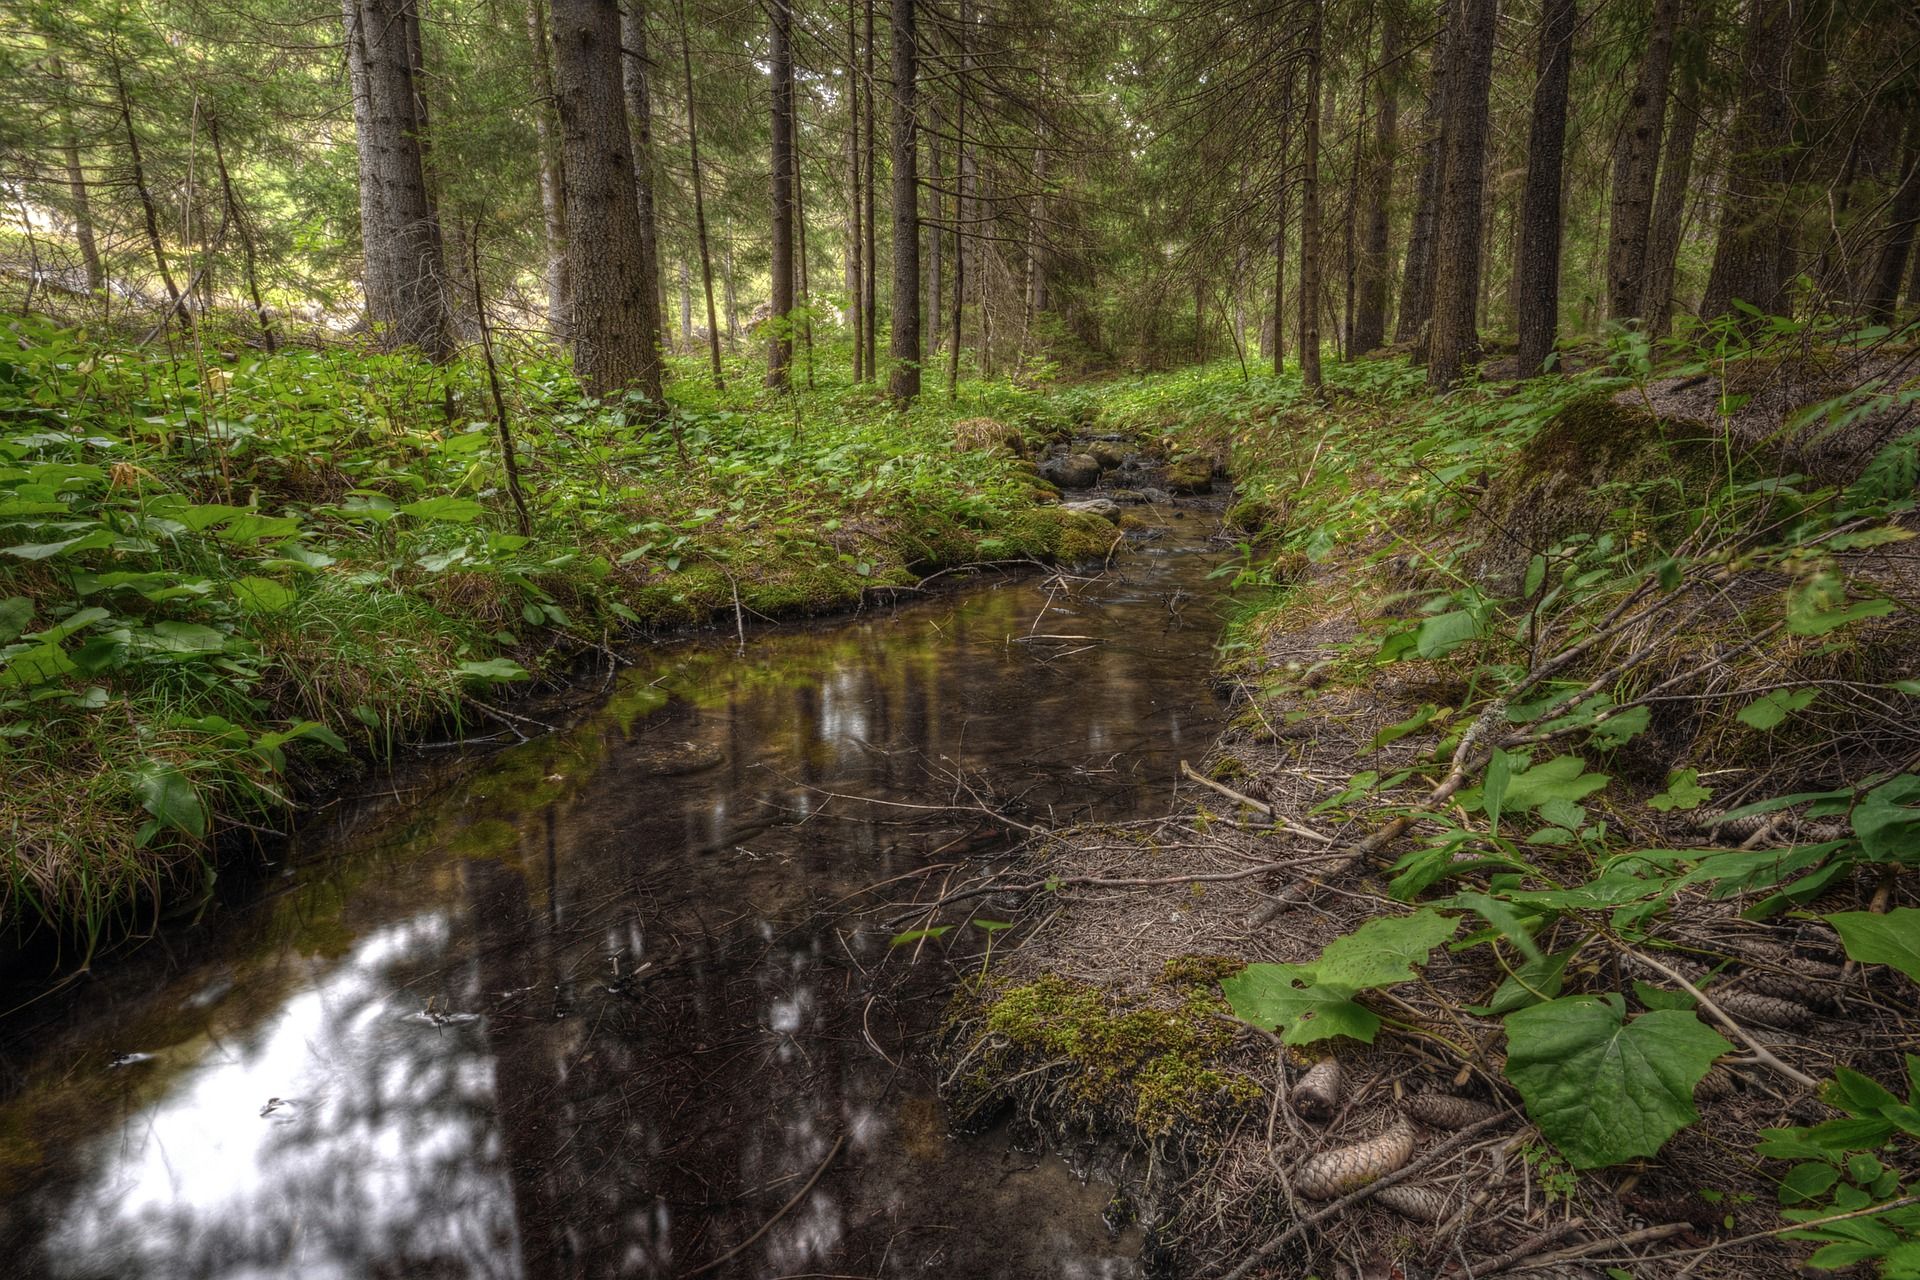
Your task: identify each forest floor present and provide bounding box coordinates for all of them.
[0,314,1140,949]
[923,345,1920,1278]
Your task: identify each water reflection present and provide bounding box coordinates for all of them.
[0,516,1234,1279]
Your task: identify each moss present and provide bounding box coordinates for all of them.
[1225,496,1280,535]
[996,506,1118,563]
[956,972,1261,1141]
[1158,954,1248,987]
[1163,453,1217,494]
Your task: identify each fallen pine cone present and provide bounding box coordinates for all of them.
[1731,967,1843,1014]
[1406,1092,1499,1130]
[1294,1057,1343,1122]
[1713,989,1816,1030]
[1373,1182,1452,1223]
[1295,1118,1415,1200]
[1695,1062,1740,1101]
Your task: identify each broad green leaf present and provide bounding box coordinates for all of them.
[455,658,530,682]
[1218,963,1382,1045]
[1415,609,1481,659]
[139,622,229,655]
[232,576,297,613]
[1738,687,1818,730]
[1473,947,1574,1015]
[1468,754,1611,814]
[216,513,303,544]
[0,596,32,643]
[1787,572,1895,637]
[1648,769,1713,813]
[28,606,109,643]
[1852,776,1920,863]
[1826,910,1920,983]
[1504,994,1731,1167]
[3,528,113,560]
[132,761,207,840]
[0,642,76,688]
[1371,703,1439,751]
[1589,704,1650,748]
[1311,908,1460,990]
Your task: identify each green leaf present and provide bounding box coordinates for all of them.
[1779,1162,1841,1205]
[1218,963,1382,1045]
[1472,754,1611,814]
[132,761,207,840]
[890,925,953,946]
[3,528,113,560]
[1737,687,1819,730]
[1371,703,1439,751]
[1853,776,1920,863]
[455,658,530,683]
[1648,769,1713,813]
[1416,609,1482,659]
[1474,948,1574,1015]
[1826,910,1920,983]
[232,576,297,613]
[1503,994,1732,1168]
[0,596,33,643]
[400,496,485,522]
[1311,908,1460,990]
[1787,572,1895,636]
[139,621,229,655]
[28,606,109,643]
[1589,704,1651,748]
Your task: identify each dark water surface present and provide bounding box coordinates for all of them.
[0,509,1237,1280]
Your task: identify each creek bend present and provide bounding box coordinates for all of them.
[0,505,1239,1279]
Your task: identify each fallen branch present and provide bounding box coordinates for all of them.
[1444,1217,1587,1278]
[1618,944,1820,1089]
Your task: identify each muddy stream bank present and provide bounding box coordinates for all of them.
[0,503,1240,1279]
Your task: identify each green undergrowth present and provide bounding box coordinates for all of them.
[1139,331,1920,1272]
[0,316,1107,946]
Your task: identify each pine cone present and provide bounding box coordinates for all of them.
[1373,1182,1452,1223]
[1406,1092,1500,1130]
[1293,1057,1343,1122]
[1731,968,1843,1014]
[1295,1119,1416,1200]
[1694,1063,1739,1102]
[1713,989,1815,1030]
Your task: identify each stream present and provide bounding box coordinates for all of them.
[0,505,1239,1280]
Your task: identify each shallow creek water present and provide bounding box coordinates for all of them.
[0,507,1238,1280]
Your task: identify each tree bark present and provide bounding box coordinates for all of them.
[1270,63,1294,376]
[1396,0,1450,346]
[1604,0,1678,323]
[1352,11,1399,354]
[1514,0,1575,375]
[1701,0,1796,320]
[1299,0,1324,392]
[887,0,921,403]
[108,44,182,312]
[527,0,572,331]
[947,0,970,399]
[620,0,665,373]
[550,0,664,399]
[1866,112,1920,323]
[927,108,943,354]
[1641,49,1701,336]
[208,117,277,352]
[1425,0,1497,389]
[48,56,103,294]
[673,0,724,387]
[846,0,864,380]
[863,0,879,378]
[767,0,796,389]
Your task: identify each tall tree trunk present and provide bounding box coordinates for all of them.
[947,0,970,399]
[722,218,739,344]
[1352,12,1399,354]
[208,117,277,352]
[550,0,663,398]
[862,0,878,378]
[527,0,571,331]
[1866,112,1920,323]
[1514,0,1575,375]
[620,0,665,374]
[887,0,921,403]
[679,258,692,348]
[927,110,943,354]
[1701,0,1796,320]
[343,0,454,358]
[846,0,864,379]
[49,56,103,294]
[767,0,796,389]
[1605,0,1678,323]
[1396,0,1450,345]
[1270,63,1295,376]
[674,0,725,387]
[795,118,815,388]
[1641,48,1701,336]
[1426,0,1497,388]
[1298,0,1324,392]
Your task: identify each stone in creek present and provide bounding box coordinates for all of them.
[1139,487,1174,504]
[1040,453,1103,489]
[1162,454,1216,494]
[1062,498,1122,520]
[1084,441,1129,471]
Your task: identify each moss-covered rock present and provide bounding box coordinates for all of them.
[1163,452,1217,494]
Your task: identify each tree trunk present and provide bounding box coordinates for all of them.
[49,56,103,294]
[550,0,664,399]
[947,0,970,399]
[1396,0,1450,346]
[108,45,182,312]
[343,0,454,358]
[1641,50,1701,336]
[1866,112,1920,323]
[722,220,739,344]
[927,109,943,354]
[1352,11,1399,354]
[1426,0,1497,389]
[1270,63,1294,377]
[888,0,921,403]
[620,0,665,372]
[796,116,816,388]
[208,117,277,352]
[679,259,692,348]
[527,0,572,331]
[1514,0,1575,375]
[846,0,864,379]
[1298,0,1324,392]
[767,0,796,389]
[1604,0,1678,323]
[673,0,724,386]
[1701,0,1796,321]
[863,0,879,378]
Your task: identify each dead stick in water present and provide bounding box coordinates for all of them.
[678,1132,846,1278]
